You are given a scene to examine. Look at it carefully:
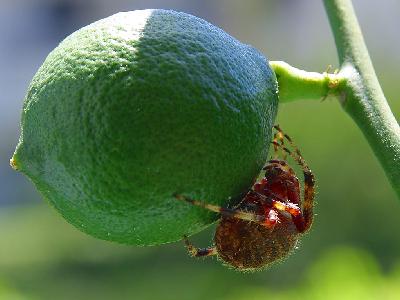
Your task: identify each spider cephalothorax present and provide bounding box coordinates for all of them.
[174,125,315,271]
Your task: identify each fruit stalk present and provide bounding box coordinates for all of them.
[271,0,400,199]
[269,61,345,103]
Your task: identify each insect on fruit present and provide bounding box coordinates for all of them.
[174,125,315,271]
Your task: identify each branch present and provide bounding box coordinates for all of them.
[323,0,400,199]
[270,0,400,199]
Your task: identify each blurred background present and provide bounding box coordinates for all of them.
[1,0,400,299]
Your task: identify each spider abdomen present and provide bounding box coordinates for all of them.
[214,216,299,271]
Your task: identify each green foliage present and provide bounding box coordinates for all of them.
[1,206,399,300]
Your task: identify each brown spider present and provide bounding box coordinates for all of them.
[174,125,315,271]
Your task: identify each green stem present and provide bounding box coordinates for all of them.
[325,0,400,199]
[271,0,400,199]
[270,61,345,103]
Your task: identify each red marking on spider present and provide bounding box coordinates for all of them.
[174,125,315,271]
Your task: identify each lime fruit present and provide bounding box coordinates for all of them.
[11,9,278,245]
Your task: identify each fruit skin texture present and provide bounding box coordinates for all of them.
[12,9,278,245]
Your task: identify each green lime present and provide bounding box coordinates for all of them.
[11,9,278,245]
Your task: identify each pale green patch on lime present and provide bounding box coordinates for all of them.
[12,9,278,245]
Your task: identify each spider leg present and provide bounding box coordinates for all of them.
[272,125,309,171]
[271,125,316,233]
[271,199,307,232]
[272,129,287,160]
[174,194,279,229]
[250,189,305,231]
[183,235,217,257]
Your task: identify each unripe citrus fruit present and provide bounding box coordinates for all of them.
[11,9,278,245]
